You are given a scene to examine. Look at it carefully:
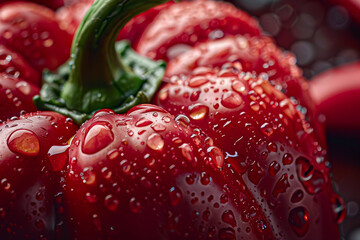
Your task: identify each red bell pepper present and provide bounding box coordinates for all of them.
[156,63,344,239]
[0,45,41,86]
[164,35,325,145]
[0,111,78,239]
[0,73,40,121]
[310,61,360,134]
[0,0,346,239]
[136,0,262,61]
[0,1,72,71]
[0,0,65,10]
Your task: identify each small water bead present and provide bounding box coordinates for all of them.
[179,143,194,162]
[272,174,290,198]
[15,81,31,95]
[185,174,195,185]
[151,123,166,132]
[120,160,131,173]
[288,206,310,237]
[105,194,119,211]
[169,186,183,206]
[7,129,40,156]
[107,149,120,161]
[188,76,209,87]
[222,210,237,227]
[268,161,281,176]
[291,189,304,203]
[203,210,210,221]
[267,142,278,152]
[250,101,260,111]
[101,167,112,180]
[207,146,224,169]
[232,80,246,93]
[135,118,153,127]
[82,123,114,154]
[283,153,294,165]
[81,168,96,185]
[200,172,211,185]
[261,123,274,137]
[85,192,98,203]
[189,104,209,121]
[129,197,141,213]
[146,133,164,151]
[1,178,11,191]
[35,219,44,229]
[190,90,201,101]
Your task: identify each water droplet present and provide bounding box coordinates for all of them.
[283,153,293,165]
[261,123,274,137]
[147,133,164,151]
[267,142,277,152]
[189,104,209,121]
[296,157,327,194]
[129,197,141,213]
[269,161,280,176]
[101,167,112,179]
[219,227,235,240]
[85,192,98,203]
[221,91,243,108]
[135,118,153,127]
[151,123,166,132]
[180,143,193,162]
[188,76,209,87]
[1,178,11,191]
[107,149,120,161]
[83,123,114,154]
[288,206,310,237]
[331,194,346,224]
[185,174,195,185]
[7,129,40,156]
[248,162,265,184]
[169,186,182,206]
[291,189,304,203]
[82,168,96,185]
[203,210,210,221]
[120,160,131,174]
[105,194,119,211]
[222,210,237,227]
[257,220,267,233]
[272,174,290,198]
[159,89,169,101]
[48,145,69,171]
[250,101,260,111]
[201,172,211,185]
[35,219,44,229]
[190,90,201,101]
[207,146,224,169]
[232,80,246,93]
[15,81,31,95]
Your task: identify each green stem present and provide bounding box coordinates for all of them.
[61,0,169,113]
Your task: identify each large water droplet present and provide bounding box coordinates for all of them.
[207,146,224,169]
[180,143,193,162]
[83,123,114,154]
[7,129,40,156]
[188,76,209,87]
[221,91,243,108]
[169,186,182,206]
[135,118,153,127]
[296,157,327,194]
[248,162,265,184]
[189,104,209,121]
[222,210,237,227]
[48,145,69,171]
[288,206,310,237]
[272,174,290,198]
[147,133,164,151]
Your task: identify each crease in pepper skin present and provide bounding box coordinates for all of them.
[34,0,168,125]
